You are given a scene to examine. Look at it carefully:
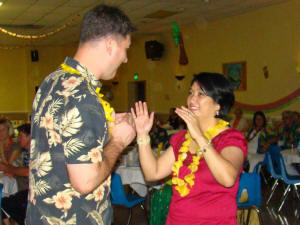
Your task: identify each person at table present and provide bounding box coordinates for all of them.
[275,110,300,150]
[0,118,21,165]
[229,107,249,133]
[292,111,300,126]
[245,111,277,171]
[149,115,169,149]
[0,123,30,225]
[167,107,180,129]
[131,72,247,225]
[246,111,277,154]
[26,4,136,225]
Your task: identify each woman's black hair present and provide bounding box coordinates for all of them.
[252,111,266,128]
[191,72,235,119]
[17,123,31,136]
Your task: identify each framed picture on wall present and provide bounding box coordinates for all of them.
[222,61,247,91]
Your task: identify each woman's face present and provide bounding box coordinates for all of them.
[187,82,219,119]
[0,124,9,141]
[255,115,264,128]
[234,108,243,118]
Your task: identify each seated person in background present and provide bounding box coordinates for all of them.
[229,107,249,133]
[0,118,21,165]
[245,111,277,171]
[246,111,277,154]
[167,108,180,129]
[0,124,30,225]
[150,115,169,149]
[177,117,187,131]
[292,111,300,126]
[275,110,300,149]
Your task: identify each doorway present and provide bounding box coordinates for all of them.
[128,81,146,110]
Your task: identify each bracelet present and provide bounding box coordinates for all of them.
[201,139,212,153]
[137,135,150,146]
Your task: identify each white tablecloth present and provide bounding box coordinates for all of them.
[115,166,159,197]
[247,153,265,172]
[281,149,300,175]
[0,173,18,198]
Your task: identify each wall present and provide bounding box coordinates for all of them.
[0,48,27,112]
[0,46,76,117]
[25,46,76,111]
[111,0,300,116]
[0,0,299,117]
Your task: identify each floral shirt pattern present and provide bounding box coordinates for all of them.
[278,122,300,149]
[26,57,112,225]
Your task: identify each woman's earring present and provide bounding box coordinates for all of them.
[216,111,219,116]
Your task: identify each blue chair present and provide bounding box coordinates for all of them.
[277,153,300,212]
[253,154,268,185]
[110,173,148,225]
[265,149,282,205]
[237,173,262,225]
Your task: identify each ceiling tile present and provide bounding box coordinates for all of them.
[0,0,290,46]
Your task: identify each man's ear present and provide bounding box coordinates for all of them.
[216,103,221,112]
[105,36,113,56]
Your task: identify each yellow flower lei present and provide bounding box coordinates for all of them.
[171,119,229,197]
[61,63,115,123]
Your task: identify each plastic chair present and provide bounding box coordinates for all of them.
[110,173,148,225]
[277,153,300,212]
[236,173,262,225]
[253,154,268,185]
[265,150,282,205]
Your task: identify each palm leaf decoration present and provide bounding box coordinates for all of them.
[48,98,63,116]
[41,213,76,225]
[33,88,41,111]
[86,200,108,225]
[31,152,52,177]
[35,180,51,195]
[61,107,83,137]
[63,138,84,157]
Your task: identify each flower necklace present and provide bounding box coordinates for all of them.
[61,63,115,123]
[171,119,229,197]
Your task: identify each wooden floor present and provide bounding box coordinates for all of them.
[112,175,300,225]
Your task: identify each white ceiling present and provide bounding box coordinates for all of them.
[0,0,289,47]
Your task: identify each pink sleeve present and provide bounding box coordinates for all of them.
[214,129,248,158]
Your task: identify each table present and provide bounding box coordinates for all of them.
[0,173,18,198]
[247,153,265,172]
[115,165,159,197]
[281,149,300,175]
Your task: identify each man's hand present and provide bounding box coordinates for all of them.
[110,112,136,150]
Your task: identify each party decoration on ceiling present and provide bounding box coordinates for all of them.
[0,45,21,50]
[263,66,269,79]
[234,88,299,114]
[171,22,180,46]
[179,33,188,65]
[0,14,80,39]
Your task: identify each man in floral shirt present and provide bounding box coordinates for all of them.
[26,5,136,225]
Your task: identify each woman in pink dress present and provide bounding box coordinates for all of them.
[131,72,247,225]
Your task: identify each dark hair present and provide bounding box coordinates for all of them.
[0,118,14,137]
[79,4,136,43]
[191,72,235,119]
[252,111,266,128]
[17,123,31,136]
